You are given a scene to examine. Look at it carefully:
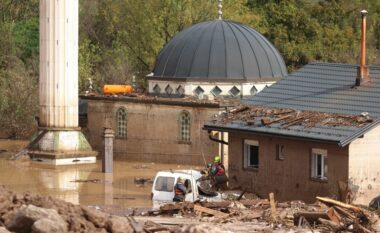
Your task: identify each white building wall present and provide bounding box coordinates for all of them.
[40,0,78,128]
[349,125,380,205]
[148,80,276,98]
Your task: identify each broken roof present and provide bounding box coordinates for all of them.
[204,62,380,146]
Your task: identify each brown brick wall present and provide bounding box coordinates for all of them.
[228,133,349,203]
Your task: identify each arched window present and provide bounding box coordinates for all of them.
[179,111,191,142]
[116,108,127,138]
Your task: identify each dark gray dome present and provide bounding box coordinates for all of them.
[152,20,287,81]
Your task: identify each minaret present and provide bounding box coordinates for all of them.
[28,0,97,165]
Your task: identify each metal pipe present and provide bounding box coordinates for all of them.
[360,10,368,68]
[208,130,228,145]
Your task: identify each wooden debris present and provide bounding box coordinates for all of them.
[333,205,355,220]
[194,204,229,218]
[145,195,377,232]
[237,189,246,201]
[316,196,362,213]
[261,115,292,126]
[326,207,341,224]
[134,177,153,184]
[143,220,171,233]
[70,179,100,183]
[294,211,330,225]
[269,192,278,221]
[216,105,374,129]
[230,106,249,114]
[318,217,344,232]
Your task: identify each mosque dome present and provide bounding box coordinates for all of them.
[151,20,287,81]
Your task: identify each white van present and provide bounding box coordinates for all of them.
[151,169,222,208]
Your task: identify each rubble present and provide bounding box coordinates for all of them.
[131,193,380,232]
[214,105,375,128]
[0,185,378,232]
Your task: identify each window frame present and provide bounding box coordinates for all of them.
[243,139,259,169]
[178,111,191,143]
[116,107,127,138]
[311,148,328,181]
[276,144,285,161]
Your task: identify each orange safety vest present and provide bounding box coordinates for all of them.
[175,184,185,195]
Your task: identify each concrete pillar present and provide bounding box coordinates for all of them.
[30,0,97,165]
[39,0,79,128]
[103,128,114,173]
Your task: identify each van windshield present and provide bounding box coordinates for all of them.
[154,176,175,192]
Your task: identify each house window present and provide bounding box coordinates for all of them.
[229,86,240,97]
[276,144,285,160]
[116,108,127,138]
[311,149,328,180]
[179,111,191,142]
[211,86,222,96]
[244,140,259,169]
[153,84,161,94]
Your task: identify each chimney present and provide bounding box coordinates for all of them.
[356,10,369,86]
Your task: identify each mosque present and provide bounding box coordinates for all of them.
[82,4,287,165]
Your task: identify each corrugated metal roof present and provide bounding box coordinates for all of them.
[204,63,380,146]
[152,20,287,81]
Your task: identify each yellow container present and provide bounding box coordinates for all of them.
[103,85,133,95]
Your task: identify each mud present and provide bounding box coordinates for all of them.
[0,140,203,209]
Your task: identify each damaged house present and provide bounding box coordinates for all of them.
[204,12,380,205]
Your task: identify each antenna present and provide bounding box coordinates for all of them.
[218,0,223,20]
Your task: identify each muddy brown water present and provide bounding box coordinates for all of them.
[0,140,202,208]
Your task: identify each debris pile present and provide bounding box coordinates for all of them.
[214,105,375,128]
[131,193,380,232]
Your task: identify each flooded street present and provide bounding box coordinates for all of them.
[0,140,202,208]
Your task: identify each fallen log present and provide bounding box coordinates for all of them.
[194,204,229,218]
[316,196,362,213]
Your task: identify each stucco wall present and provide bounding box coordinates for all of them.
[86,99,219,165]
[228,133,349,203]
[349,125,380,205]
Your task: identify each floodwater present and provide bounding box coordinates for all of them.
[0,140,202,208]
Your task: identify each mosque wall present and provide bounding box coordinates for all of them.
[85,98,220,165]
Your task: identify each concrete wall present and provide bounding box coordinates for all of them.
[148,80,274,98]
[228,133,349,203]
[349,125,380,205]
[86,99,219,165]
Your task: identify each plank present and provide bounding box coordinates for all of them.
[194,204,229,218]
[134,216,200,225]
[316,196,362,213]
[269,193,278,221]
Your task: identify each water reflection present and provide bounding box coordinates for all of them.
[0,158,200,208]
